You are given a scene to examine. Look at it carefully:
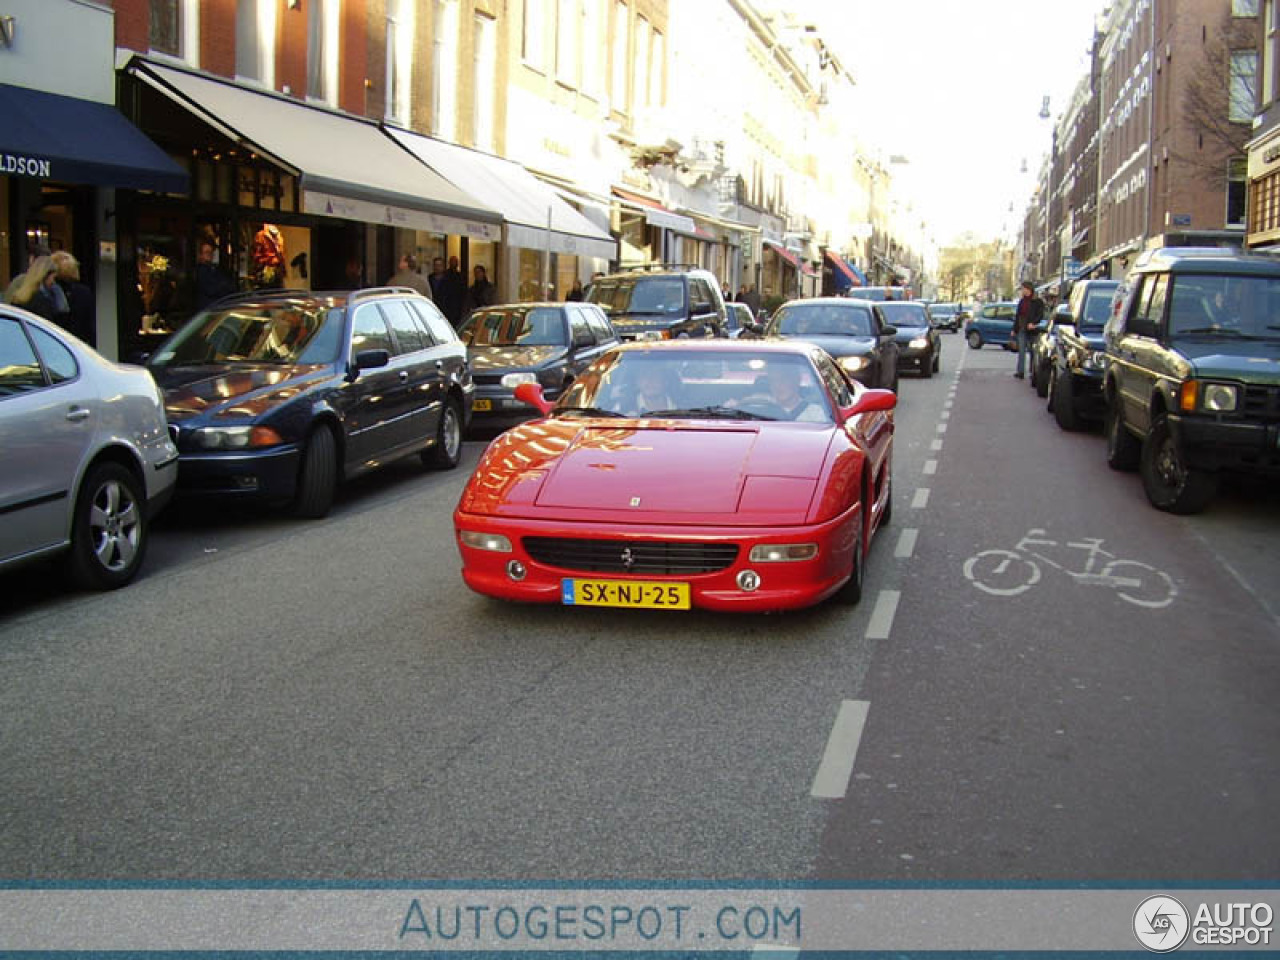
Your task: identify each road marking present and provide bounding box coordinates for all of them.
[811,699,871,799]
[912,487,930,509]
[936,423,948,433]
[944,399,954,409]
[895,528,918,558]
[866,589,900,640]
[923,459,937,475]
[940,410,951,420]
[931,439,944,451]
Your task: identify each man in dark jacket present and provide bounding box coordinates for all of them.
[437,256,466,326]
[465,265,497,316]
[1013,280,1045,379]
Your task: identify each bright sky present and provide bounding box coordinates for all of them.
[796,0,1108,247]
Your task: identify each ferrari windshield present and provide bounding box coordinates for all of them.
[459,307,566,347]
[556,349,835,423]
[150,301,345,366]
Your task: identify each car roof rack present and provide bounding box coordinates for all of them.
[347,286,421,305]
[615,262,701,273]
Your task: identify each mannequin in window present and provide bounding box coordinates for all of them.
[252,224,286,288]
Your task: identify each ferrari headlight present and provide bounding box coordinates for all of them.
[749,543,819,562]
[501,372,538,388]
[458,530,513,552]
[839,355,869,372]
[192,426,283,449]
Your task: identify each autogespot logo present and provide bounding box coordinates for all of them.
[1134,895,1190,952]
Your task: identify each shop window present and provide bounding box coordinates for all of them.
[523,0,547,71]
[236,0,277,87]
[556,0,579,87]
[632,17,649,111]
[612,1,628,113]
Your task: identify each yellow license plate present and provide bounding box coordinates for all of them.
[561,578,690,610]
[472,398,493,411]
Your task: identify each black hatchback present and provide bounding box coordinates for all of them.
[149,287,472,518]
[764,297,900,391]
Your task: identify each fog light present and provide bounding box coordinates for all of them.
[737,569,761,592]
[506,560,527,581]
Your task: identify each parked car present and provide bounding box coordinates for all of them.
[1103,247,1280,513]
[148,287,471,519]
[585,266,727,340]
[453,340,897,612]
[880,300,942,377]
[964,301,1017,350]
[929,302,961,332]
[724,301,758,339]
[0,305,177,589]
[1029,303,1072,397]
[1044,279,1121,427]
[763,297,900,391]
[459,302,619,432]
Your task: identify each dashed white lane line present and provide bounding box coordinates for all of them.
[894,527,918,558]
[940,410,951,420]
[865,589,900,640]
[811,699,871,799]
[931,438,944,451]
[943,399,954,409]
[911,487,930,509]
[923,459,937,475]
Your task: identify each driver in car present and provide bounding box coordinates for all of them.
[765,363,827,422]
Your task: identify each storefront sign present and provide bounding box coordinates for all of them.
[303,191,500,241]
[1,153,53,179]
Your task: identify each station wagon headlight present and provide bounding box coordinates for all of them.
[749,543,819,562]
[501,372,538,388]
[192,426,283,449]
[909,337,929,349]
[839,355,868,372]
[458,530,513,552]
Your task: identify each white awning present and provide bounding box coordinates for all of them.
[386,127,617,261]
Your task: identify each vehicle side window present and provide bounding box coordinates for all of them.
[28,325,79,384]
[996,305,1015,319]
[583,305,615,342]
[568,308,594,347]
[379,300,426,355]
[1131,274,1168,338]
[690,279,713,312]
[409,299,456,345]
[0,316,47,395]
[814,351,853,408]
[350,303,394,359]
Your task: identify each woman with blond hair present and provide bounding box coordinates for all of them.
[6,255,59,321]
[52,249,95,344]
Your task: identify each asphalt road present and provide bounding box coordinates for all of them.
[1,334,1277,882]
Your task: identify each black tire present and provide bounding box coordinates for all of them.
[65,462,148,590]
[921,352,933,379]
[426,398,463,470]
[293,425,337,518]
[1141,413,1218,513]
[932,350,941,373]
[833,523,864,606]
[880,471,893,527]
[1105,399,1140,472]
[1034,360,1050,398]
[1052,368,1082,431]
[966,330,983,349]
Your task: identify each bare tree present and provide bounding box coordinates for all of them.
[1178,7,1258,188]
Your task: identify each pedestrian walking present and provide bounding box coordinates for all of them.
[51,250,96,345]
[387,253,433,299]
[6,255,60,320]
[438,256,466,326]
[1013,280,1044,379]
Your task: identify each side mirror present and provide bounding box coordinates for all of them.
[842,387,898,419]
[514,381,554,416]
[1053,304,1074,326]
[349,348,390,380]
[880,324,898,337]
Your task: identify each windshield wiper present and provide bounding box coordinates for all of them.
[643,406,777,421]
[1176,326,1246,336]
[557,406,628,418]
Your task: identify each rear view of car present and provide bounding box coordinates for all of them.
[0,306,177,589]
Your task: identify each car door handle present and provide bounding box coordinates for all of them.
[435,359,445,370]
[65,407,91,423]
[399,370,409,382]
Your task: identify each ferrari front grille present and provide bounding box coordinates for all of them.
[522,537,739,575]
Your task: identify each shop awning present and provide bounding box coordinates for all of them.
[825,250,858,289]
[846,258,867,285]
[129,60,501,238]
[764,238,801,270]
[0,82,187,193]
[612,187,696,234]
[386,127,616,261]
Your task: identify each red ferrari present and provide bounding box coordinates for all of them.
[453,340,896,612]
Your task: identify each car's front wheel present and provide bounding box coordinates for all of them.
[1052,368,1082,431]
[293,425,338,518]
[65,462,148,590]
[1141,413,1217,513]
[966,330,983,349]
[833,524,864,606]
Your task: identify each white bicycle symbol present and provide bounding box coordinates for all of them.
[963,528,1177,609]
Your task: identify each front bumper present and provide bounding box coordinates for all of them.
[454,508,863,613]
[896,343,932,368]
[1168,414,1280,474]
[173,445,301,500]
[468,385,552,431]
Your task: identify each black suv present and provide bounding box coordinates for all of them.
[585,266,727,340]
[149,286,472,519]
[1044,279,1120,428]
[1104,248,1280,513]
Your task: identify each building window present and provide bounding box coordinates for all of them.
[1231,50,1259,122]
[632,16,649,111]
[650,30,665,108]
[523,0,547,72]
[556,0,580,87]
[582,0,605,99]
[1234,0,1259,14]
[386,0,414,125]
[236,0,276,87]
[1227,158,1247,226]
[150,0,180,56]
[473,13,496,151]
[308,0,340,104]
[1252,167,1280,235]
[432,0,459,140]
[612,2,628,113]
[1267,0,1277,106]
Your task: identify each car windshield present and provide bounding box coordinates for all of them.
[931,305,956,316]
[878,303,929,327]
[1078,288,1118,329]
[1167,274,1280,339]
[149,301,345,366]
[556,350,834,423]
[459,307,565,347]
[587,277,686,315]
[773,303,872,337]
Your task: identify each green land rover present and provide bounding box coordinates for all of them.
[1104,247,1280,514]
